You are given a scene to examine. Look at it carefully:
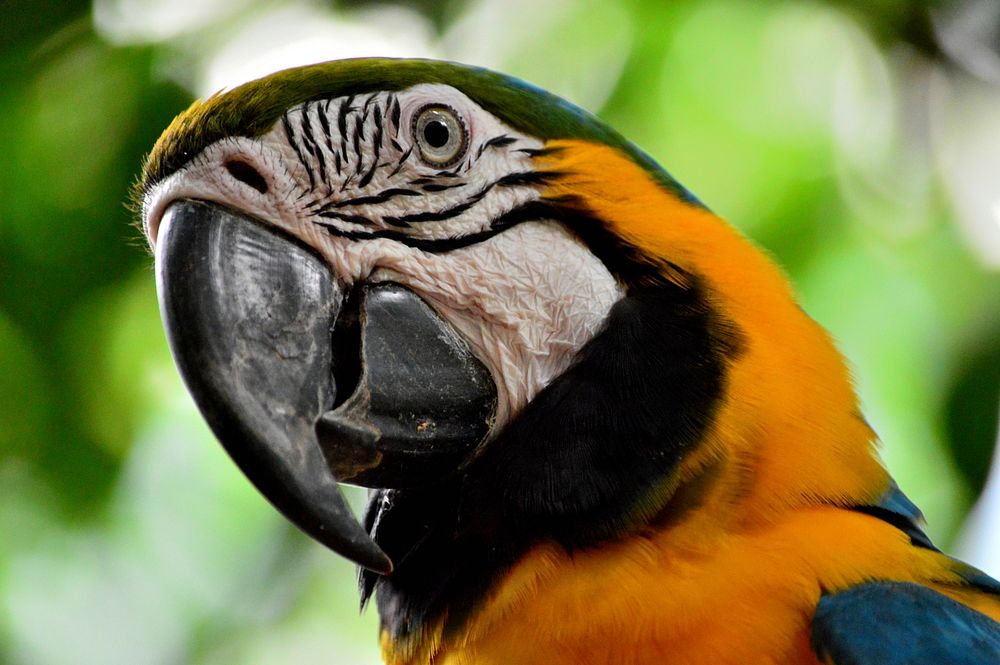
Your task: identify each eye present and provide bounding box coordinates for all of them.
[413,105,468,167]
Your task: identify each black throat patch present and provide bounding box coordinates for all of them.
[360,207,742,651]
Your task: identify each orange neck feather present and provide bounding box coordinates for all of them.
[539,139,889,527]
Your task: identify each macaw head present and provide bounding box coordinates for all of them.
[138,58,886,594]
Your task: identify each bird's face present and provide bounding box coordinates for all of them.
[141,66,629,572]
[144,82,622,428]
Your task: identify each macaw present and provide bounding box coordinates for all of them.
[136,58,1000,664]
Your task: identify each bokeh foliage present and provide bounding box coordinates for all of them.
[0,0,998,663]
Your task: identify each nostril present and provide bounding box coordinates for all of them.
[224,159,269,194]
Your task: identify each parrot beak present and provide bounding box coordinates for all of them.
[154,200,496,574]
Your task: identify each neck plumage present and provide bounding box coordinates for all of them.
[369,140,889,663]
[540,139,889,524]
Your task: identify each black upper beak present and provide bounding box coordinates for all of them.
[154,200,496,574]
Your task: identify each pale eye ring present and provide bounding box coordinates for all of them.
[412,105,468,167]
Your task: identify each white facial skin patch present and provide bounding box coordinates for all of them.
[143,83,623,428]
[318,221,622,426]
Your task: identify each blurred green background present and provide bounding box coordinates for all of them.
[1,0,999,663]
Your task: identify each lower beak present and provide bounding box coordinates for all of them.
[154,200,495,574]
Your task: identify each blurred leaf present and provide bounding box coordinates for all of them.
[0,312,54,457]
[0,0,90,54]
[0,21,191,513]
[62,271,174,458]
[829,0,943,56]
[338,0,471,33]
[944,334,1000,493]
[446,0,633,111]
[617,2,849,234]
[3,33,143,265]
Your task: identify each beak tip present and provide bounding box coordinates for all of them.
[373,554,394,576]
[316,523,393,575]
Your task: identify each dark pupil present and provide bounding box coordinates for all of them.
[423,119,450,149]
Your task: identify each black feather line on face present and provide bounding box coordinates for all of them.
[373,104,384,146]
[316,211,375,227]
[478,134,517,157]
[420,182,465,193]
[360,201,743,651]
[316,199,557,248]
[299,105,330,189]
[312,171,559,240]
[282,113,316,192]
[381,191,487,226]
[378,171,557,226]
[387,147,411,178]
[338,95,353,165]
[322,188,421,211]
[358,106,383,188]
[299,105,317,156]
[389,94,401,135]
[352,112,365,176]
[320,99,335,156]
